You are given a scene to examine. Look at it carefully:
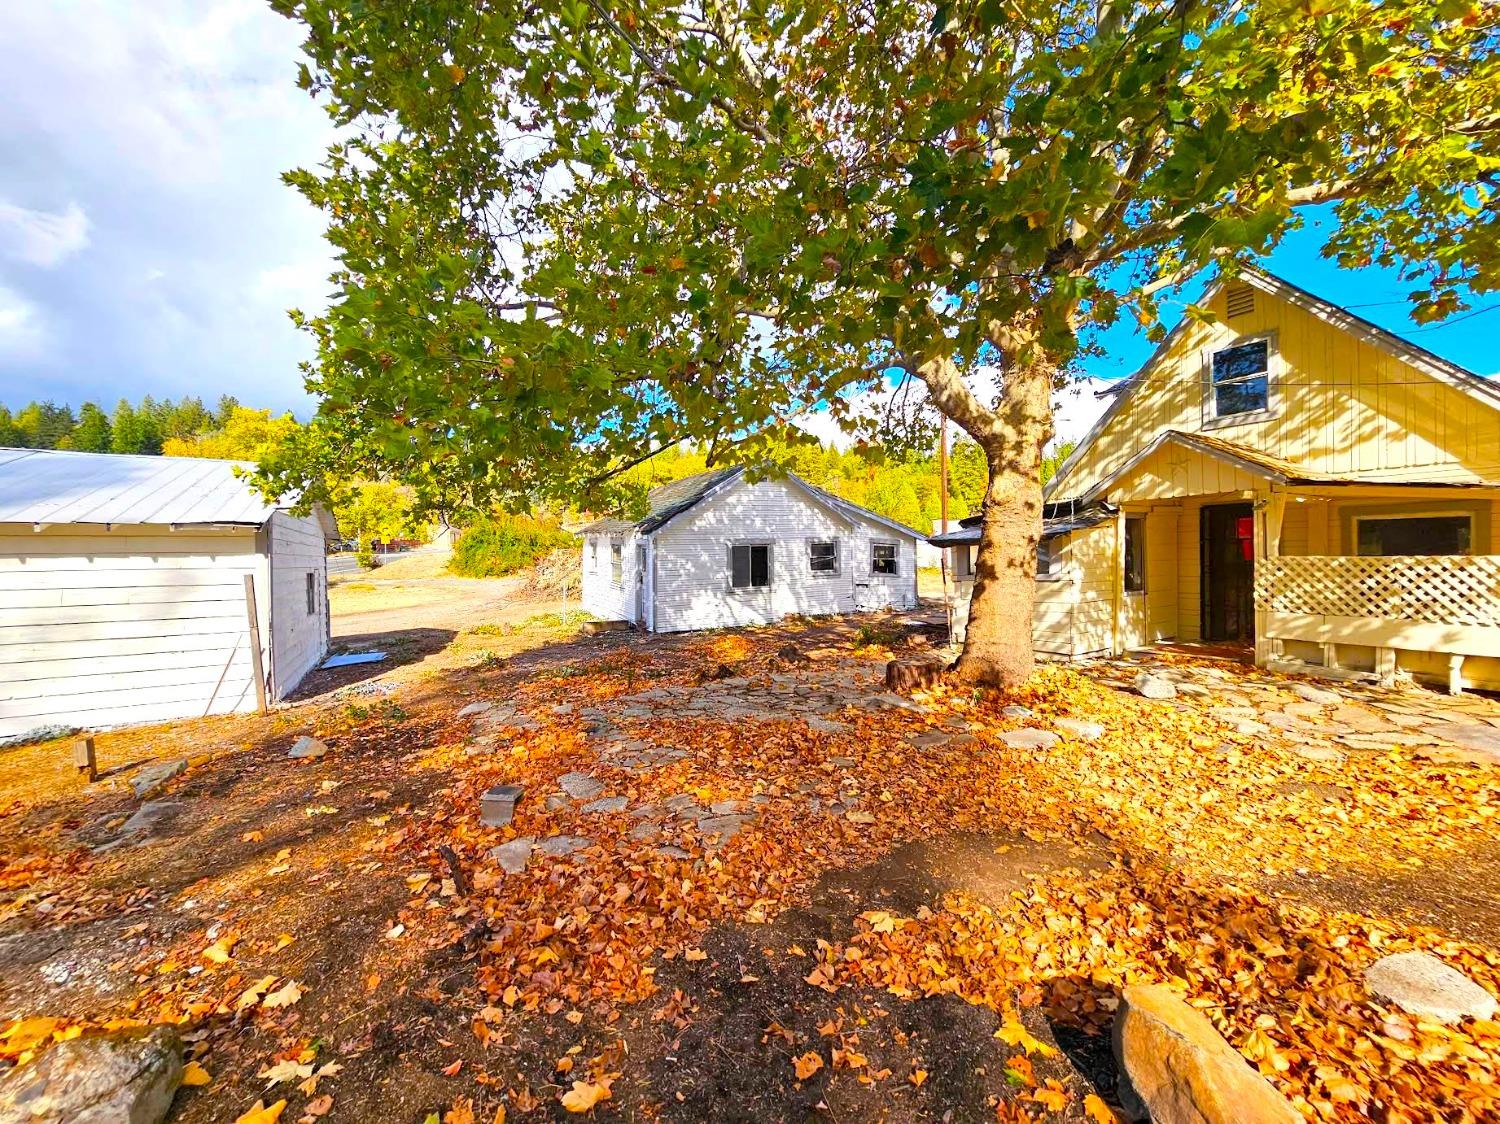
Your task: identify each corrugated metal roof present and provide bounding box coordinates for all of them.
[928,501,1117,545]
[0,448,282,527]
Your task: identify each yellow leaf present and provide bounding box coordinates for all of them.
[182,1061,213,1086]
[684,948,707,962]
[908,1068,928,1087]
[262,980,303,1010]
[202,934,237,965]
[236,976,277,1011]
[492,1107,506,1124]
[995,1018,1058,1058]
[792,1051,823,1080]
[1084,1094,1120,1123]
[559,1080,612,1113]
[234,1100,286,1124]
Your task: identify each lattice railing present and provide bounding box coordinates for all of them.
[1254,555,1500,629]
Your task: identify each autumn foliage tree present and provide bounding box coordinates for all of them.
[268,0,1498,685]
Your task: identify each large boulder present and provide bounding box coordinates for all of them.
[1364,951,1497,1024]
[1113,984,1299,1124]
[0,1025,183,1124]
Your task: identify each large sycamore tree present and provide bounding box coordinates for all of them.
[268,0,1498,686]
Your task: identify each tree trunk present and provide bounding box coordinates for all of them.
[951,357,1055,689]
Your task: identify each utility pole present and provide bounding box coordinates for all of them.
[938,415,952,643]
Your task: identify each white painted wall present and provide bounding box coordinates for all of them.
[268,510,330,700]
[581,530,640,623]
[0,523,269,738]
[650,478,919,633]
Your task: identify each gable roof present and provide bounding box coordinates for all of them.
[1045,264,1500,500]
[579,466,923,540]
[0,447,284,527]
[928,499,1117,545]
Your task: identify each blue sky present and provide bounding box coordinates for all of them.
[0,2,1493,425]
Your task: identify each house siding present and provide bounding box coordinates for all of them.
[267,510,329,700]
[650,478,918,633]
[0,524,270,738]
[581,530,639,623]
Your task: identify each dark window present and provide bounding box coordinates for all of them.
[1124,517,1146,592]
[306,572,317,615]
[871,542,898,575]
[1210,339,1270,417]
[1037,539,1059,578]
[610,541,623,585]
[954,544,974,579]
[1357,516,1471,557]
[731,543,771,588]
[809,540,838,574]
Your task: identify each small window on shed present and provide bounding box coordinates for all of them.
[306,572,317,616]
[871,541,898,575]
[610,541,623,585]
[731,543,772,588]
[954,544,974,579]
[1037,539,1062,579]
[809,540,838,575]
[1124,517,1146,593]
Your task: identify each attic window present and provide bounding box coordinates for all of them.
[1210,338,1271,419]
[1225,284,1255,318]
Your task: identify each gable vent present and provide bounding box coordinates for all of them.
[1225,283,1256,318]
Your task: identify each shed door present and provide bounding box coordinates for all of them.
[1200,503,1255,642]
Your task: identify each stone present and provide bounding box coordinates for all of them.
[0,1025,183,1124]
[1292,682,1342,706]
[997,728,1060,750]
[1055,717,1106,740]
[1364,951,1498,1024]
[287,736,328,761]
[1294,744,1347,764]
[457,701,494,718]
[537,835,591,857]
[1135,673,1178,700]
[582,795,629,814]
[489,837,534,874]
[1113,984,1299,1124]
[885,654,947,694]
[1001,705,1035,718]
[1422,721,1500,763]
[130,759,187,798]
[479,784,524,827]
[544,793,571,812]
[1176,683,1211,697]
[655,845,693,859]
[120,802,179,839]
[558,772,605,800]
[581,619,629,634]
[695,814,751,840]
[908,732,952,748]
[709,799,742,815]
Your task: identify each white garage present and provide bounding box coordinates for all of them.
[0,448,335,742]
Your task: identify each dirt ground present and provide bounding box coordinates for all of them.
[2,605,1498,1122]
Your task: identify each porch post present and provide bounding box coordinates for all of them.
[1253,488,1286,667]
[1112,508,1126,657]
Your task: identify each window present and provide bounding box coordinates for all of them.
[1209,339,1270,419]
[306,572,317,615]
[1356,515,1472,557]
[954,544,974,579]
[871,541,898,575]
[809,540,839,575]
[1124,517,1146,592]
[610,541,623,585]
[1037,539,1061,579]
[731,543,771,588]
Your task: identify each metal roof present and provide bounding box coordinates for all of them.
[928,500,1117,545]
[0,447,283,527]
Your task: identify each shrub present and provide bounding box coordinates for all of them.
[449,514,578,578]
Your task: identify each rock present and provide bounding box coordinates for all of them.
[0,1025,183,1124]
[1055,717,1106,740]
[479,784,523,827]
[582,795,629,814]
[884,654,948,694]
[997,728,1061,750]
[655,845,693,859]
[1113,984,1299,1124]
[489,837,534,874]
[709,799,742,815]
[287,737,327,761]
[119,802,179,839]
[695,814,752,840]
[1291,682,1341,706]
[537,835,591,857]
[1421,721,1500,763]
[775,642,810,664]
[1135,673,1178,700]
[908,732,952,748]
[558,772,605,800]
[1293,744,1346,764]
[130,759,187,798]
[1001,705,1035,718]
[1176,683,1211,697]
[1364,951,1498,1024]
[544,793,571,812]
[457,701,494,718]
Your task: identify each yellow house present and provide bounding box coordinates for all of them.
[935,266,1500,692]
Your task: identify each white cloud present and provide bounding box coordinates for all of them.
[0,285,48,360]
[0,201,90,267]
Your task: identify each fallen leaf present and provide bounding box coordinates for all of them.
[1084,1093,1120,1123]
[793,1051,824,1080]
[559,1079,612,1113]
[234,1099,287,1124]
[995,1018,1058,1058]
[262,980,303,1010]
[181,1061,212,1086]
[304,1094,334,1117]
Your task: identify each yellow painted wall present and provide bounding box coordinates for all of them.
[1053,280,1500,502]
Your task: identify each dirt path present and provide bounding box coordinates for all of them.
[330,574,539,638]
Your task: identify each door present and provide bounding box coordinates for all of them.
[1200,503,1255,642]
[635,544,648,627]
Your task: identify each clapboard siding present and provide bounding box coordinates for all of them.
[651,478,918,633]
[268,511,330,699]
[0,524,268,738]
[581,531,638,623]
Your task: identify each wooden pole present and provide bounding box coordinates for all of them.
[73,736,97,783]
[243,574,269,715]
[939,416,953,644]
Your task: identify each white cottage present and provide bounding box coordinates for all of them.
[0,448,335,741]
[579,467,922,632]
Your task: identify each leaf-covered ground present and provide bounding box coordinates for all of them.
[1,613,1497,1122]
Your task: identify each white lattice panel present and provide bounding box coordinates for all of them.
[1255,555,1500,628]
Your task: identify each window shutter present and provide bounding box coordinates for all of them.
[731,544,750,587]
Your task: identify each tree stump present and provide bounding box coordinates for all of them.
[885,654,948,694]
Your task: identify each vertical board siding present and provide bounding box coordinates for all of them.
[1054,283,1500,504]
[0,524,268,737]
[650,479,918,633]
[267,511,330,700]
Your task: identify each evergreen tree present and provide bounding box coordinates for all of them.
[70,403,113,453]
[110,399,162,454]
[0,406,18,447]
[13,402,76,449]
